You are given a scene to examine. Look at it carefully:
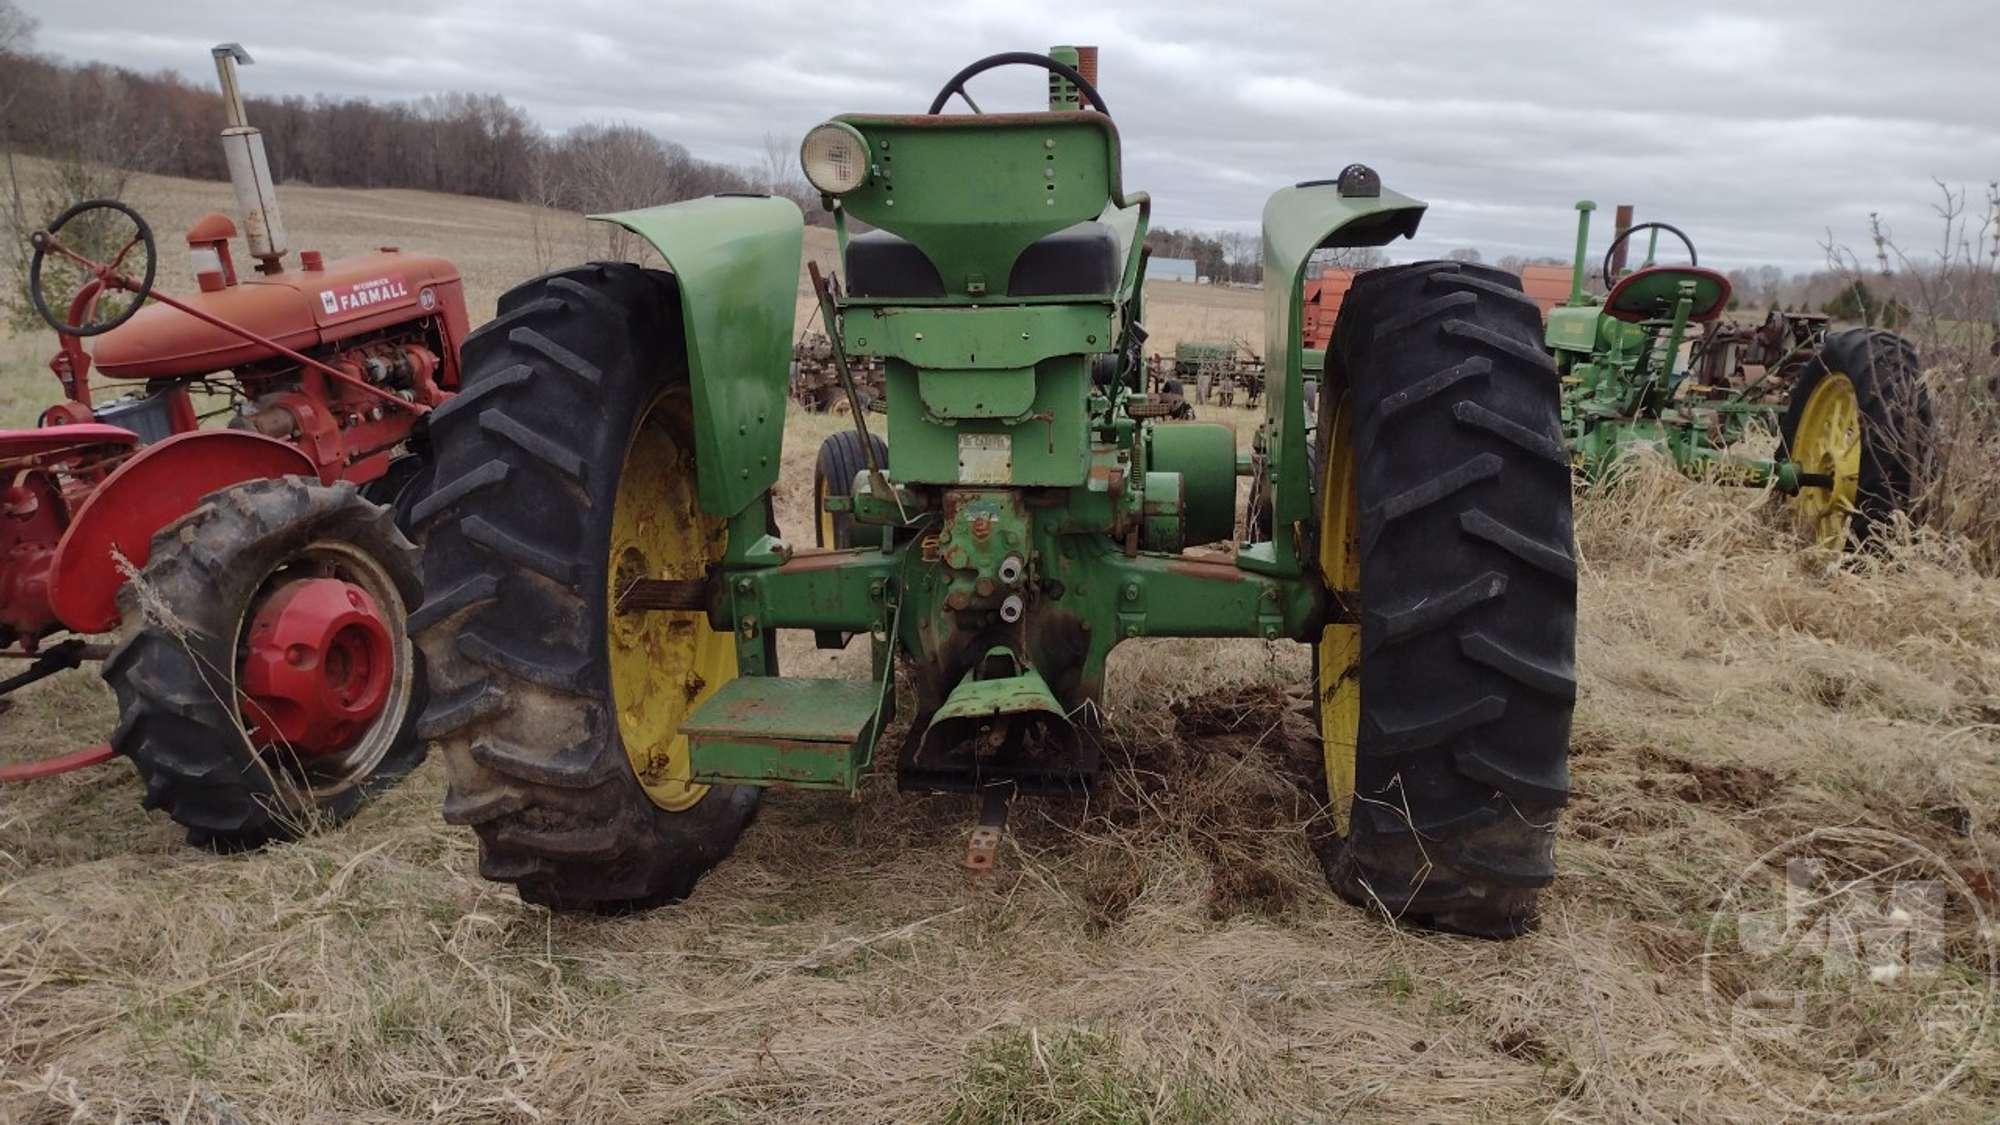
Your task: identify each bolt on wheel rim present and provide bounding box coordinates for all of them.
[606,392,735,812]
[1793,372,1863,548]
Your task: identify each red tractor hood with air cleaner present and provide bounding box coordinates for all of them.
[90,249,463,380]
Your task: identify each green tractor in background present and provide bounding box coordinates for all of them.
[1546,201,1929,547]
[412,48,1577,937]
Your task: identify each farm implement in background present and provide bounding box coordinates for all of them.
[413,46,1577,937]
[1152,339,1265,407]
[790,331,886,413]
[0,45,459,846]
[1547,200,1930,548]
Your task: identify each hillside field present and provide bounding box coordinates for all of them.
[1,171,1997,1123]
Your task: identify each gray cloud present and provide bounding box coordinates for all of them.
[25,0,1998,271]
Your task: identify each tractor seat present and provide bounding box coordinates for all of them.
[1603,265,1733,324]
[845,221,1120,299]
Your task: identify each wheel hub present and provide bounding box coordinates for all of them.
[239,577,394,758]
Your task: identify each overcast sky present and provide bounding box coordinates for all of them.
[24,0,2000,273]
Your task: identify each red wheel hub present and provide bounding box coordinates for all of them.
[239,577,395,758]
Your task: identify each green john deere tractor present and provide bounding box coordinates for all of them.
[1547,201,1930,547]
[413,48,1577,937]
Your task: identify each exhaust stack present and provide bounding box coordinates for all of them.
[212,43,287,275]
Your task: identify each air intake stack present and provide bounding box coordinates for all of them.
[212,43,288,275]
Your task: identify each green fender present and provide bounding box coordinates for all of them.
[591,195,804,519]
[1256,180,1426,564]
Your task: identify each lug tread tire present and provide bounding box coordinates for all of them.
[106,478,425,849]
[1316,261,1577,938]
[1777,328,1929,545]
[413,261,761,913]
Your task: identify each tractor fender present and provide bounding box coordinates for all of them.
[1258,178,1427,538]
[590,194,804,520]
[48,429,316,634]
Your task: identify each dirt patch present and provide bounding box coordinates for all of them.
[1637,748,1788,809]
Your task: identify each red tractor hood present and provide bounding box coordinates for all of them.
[91,250,463,380]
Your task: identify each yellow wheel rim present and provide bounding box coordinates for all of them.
[1315,390,1360,834]
[817,474,837,549]
[1792,372,1863,548]
[606,392,735,812]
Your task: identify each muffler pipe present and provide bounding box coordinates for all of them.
[212,43,288,274]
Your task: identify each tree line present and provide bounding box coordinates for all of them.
[0,44,824,221]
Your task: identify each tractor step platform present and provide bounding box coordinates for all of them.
[684,677,881,791]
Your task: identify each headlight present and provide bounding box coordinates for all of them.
[800,122,869,195]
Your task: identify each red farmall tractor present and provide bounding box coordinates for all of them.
[0,45,463,847]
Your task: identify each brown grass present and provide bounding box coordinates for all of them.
[2,169,1998,1122]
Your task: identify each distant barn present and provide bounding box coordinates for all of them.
[1151,257,1200,283]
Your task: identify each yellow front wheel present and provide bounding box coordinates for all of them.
[812,429,888,549]
[1779,328,1928,550]
[1787,373,1863,548]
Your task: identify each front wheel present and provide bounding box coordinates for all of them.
[1309,261,1577,938]
[814,429,889,549]
[104,478,425,848]
[412,262,762,912]
[1779,328,1928,549]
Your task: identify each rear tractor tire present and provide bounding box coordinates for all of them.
[814,429,889,549]
[1310,261,1577,938]
[1778,328,1929,549]
[412,261,762,912]
[105,478,425,848]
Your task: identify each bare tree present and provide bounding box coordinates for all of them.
[1821,180,2000,563]
[760,132,791,194]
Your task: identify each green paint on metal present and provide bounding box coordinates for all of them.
[832,113,1139,302]
[684,676,881,790]
[929,651,1064,727]
[667,56,1407,792]
[1147,422,1236,546]
[884,357,1090,486]
[846,304,1113,369]
[1545,305,1601,354]
[1257,182,1427,566]
[592,195,804,519]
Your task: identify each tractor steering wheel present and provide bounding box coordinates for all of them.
[927,51,1110,117]
[1602,221,1696,292]
[28,199,157,337]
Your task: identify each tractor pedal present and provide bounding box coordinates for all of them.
[963,783,1012,875]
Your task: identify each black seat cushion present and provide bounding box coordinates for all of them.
[1008,221,1119,296]
[844,221,1120,299]
[845,230,945,298]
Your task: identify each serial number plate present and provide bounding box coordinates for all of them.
[957,433,1013,484]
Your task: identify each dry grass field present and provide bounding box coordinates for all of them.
[2,169,1998,1123]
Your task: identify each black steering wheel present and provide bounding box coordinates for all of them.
[1602,221,1696,291]
[927,51,1110,116]
[29,199,157,337]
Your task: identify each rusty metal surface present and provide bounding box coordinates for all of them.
[614,576,711,614]
[791,332,885,412]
